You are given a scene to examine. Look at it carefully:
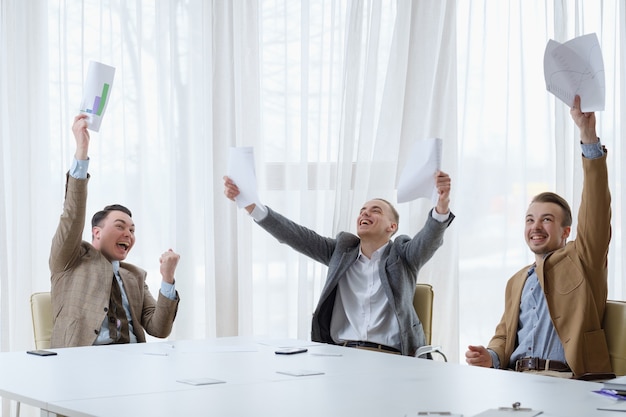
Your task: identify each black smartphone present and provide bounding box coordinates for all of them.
[27,349,58,356]
[275,347,308,355]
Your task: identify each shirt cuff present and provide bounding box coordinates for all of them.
[160,281,177,300]
[581,138,605,159]
[431,209,450,223]
[70,157,89,179]
[250,204,269,222]
[488,348,501,369]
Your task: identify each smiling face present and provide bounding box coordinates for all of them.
[92,210,136,261]
[525,201,571,258]
[356,199,398,241]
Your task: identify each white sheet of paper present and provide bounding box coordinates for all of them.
[276,370,325,377]
[473,408,542,417]
[396,138,442,205]
[227,147,262,209]
[543,33,605,112]
[176,378,225,386]
[79,61,115,132]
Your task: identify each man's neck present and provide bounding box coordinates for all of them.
[360,238,390,259]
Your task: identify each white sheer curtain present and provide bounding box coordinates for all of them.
[1,0,458,368]
[1,0,262,353]
[250,0,458,358]
[458,0,625,362]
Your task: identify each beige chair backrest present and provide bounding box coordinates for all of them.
[30,292,53,350]
[413,283,434,345]
[604,300,626,376]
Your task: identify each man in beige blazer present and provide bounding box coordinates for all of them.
[49,114,180,348]
[465,95,613,378]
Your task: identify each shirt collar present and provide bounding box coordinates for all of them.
[112,260,120,275]
[358,241,390,260]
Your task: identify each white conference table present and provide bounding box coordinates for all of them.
[1,337,626,417]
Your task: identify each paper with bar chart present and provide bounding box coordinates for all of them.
[79,61,115,132]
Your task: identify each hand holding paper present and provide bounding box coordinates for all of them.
[226,147,263,210]
[543,33,605,112]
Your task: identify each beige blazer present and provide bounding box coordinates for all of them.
[49,174,179,348]
[488,153,612,377]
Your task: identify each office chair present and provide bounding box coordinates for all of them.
[413,283,447,361]
[30,292,53,350]
[15,292,55,417]
[603,300,626,376]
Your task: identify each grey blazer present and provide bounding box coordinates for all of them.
[49,174,180,348]
[257,206,454,356]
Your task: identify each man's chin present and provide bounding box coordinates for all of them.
[527,244,545,254]
[111,252,129,261]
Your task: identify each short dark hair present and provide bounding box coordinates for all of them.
[531,192,572,227]
[373,197,400,225]
[91,204,133,228]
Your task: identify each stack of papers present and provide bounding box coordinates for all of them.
[543,33,605,112]
[602,375,626,391]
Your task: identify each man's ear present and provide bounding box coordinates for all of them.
[388,223,398,233]
[562,225,572,240]
[92,226,101,243]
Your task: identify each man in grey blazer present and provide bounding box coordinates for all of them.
[224,171,453,356]
[49,114,180,348]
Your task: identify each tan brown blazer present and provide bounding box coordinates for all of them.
[49,174,179,348]
[488,153,612,377]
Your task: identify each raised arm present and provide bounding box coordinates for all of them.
[73,114,91,160]
[570,95,597,144]
[434,170,451,215]
[49,114,93,273]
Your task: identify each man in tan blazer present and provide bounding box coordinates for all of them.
[465,95,612,378]
[49,114,180,348]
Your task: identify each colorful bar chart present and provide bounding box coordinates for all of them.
[83,83,110,116]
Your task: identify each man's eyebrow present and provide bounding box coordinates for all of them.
[361,205,384,212]
[526,213,555,218]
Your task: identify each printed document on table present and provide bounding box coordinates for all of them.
[543,33,604,112]
[396,138,442,205]
[227,147,262,209]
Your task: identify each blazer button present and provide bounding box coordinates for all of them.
[104,307,108,312]
[94,329,99,335]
